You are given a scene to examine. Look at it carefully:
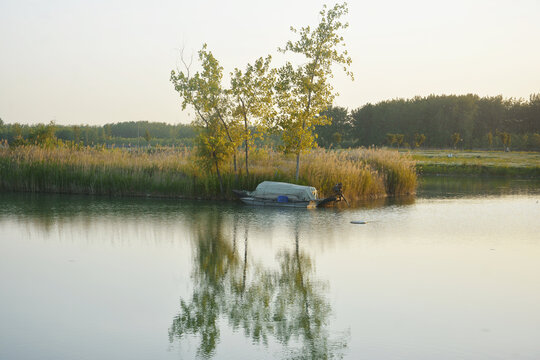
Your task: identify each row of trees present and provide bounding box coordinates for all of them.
[0,120,195,147]
[2,2,539,171]
[315,94,540,149]
[2,94,540,152]
[170,3,352,188]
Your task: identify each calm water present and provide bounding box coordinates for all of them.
[1,177,540,360]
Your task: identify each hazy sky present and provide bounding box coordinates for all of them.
[1,0,539,126]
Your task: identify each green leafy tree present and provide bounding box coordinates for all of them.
[104,125,112,140]
[275,3,353,181]
[0,118,5,144]
[395,134,404,149]
[230,56,276,176]
[386,133,397,147]
[144,129,151,146]
[525,94,540,133]
[414,133,426,148]
[72,125,81,144]
[496,130,511,150]
[503,132,511,150]
[316,106,352,147]
[531,133,540,149]
[98,127,106,144]
[28,121,57,148]
[170,45,239,192]
[10,123,25,147]
[332,131,343,145]
[451,132,461,149]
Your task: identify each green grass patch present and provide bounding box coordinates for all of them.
[406,149,540,178]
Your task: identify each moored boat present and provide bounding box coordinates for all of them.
[232,181,344,208]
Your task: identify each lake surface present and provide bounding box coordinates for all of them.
[1,177,540,360]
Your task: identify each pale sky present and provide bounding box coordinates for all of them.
[1,0,539,126]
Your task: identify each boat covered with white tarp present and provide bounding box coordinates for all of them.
[232,181,343,208]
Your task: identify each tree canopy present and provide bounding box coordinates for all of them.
[274,3,353,180]
[2,93,539,150]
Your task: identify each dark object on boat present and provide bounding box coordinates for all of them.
[232,181,344,208]
[328,182,349,206]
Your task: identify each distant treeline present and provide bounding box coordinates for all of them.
[317,94,540,150]
[1,94,539,150]
[0,120,195,147]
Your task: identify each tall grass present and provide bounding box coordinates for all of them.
[346,148,418,196]
[0,145,417,200]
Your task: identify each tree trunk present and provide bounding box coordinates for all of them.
[214,158,224,194]
[295,115,307,182]
[232,152,238,183]
[244,139,249,177]
[295,151,301,181]
[215,109,237,179]
[244,115,249,177]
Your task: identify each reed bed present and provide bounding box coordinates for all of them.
[0,145,417,200]
[344,148,418,196]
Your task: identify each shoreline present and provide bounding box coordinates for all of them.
[409,149,540,178]
[417,163,540,178]
[0,146,417,201]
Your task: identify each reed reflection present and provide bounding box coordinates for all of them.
[169,208,348,359]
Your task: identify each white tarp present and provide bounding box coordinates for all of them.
[249,181,318,201]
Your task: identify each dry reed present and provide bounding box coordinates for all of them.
[0,145,417,200]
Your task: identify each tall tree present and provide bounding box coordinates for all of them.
[275,3,353,181]
[451,132,461,149]
[144,129,151,146]
[395,134,404,149]
[230,56,276,176]
[170,45,238,193]
[386,133,397,147]
[487,131,493,148]
[414,133,426,148]
[28,121,57,147]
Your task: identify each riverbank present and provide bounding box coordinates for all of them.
[0,145,417,200]
[409,150,540,178]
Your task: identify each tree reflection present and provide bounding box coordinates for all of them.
[169,211,237,358]
[169,210,348,359]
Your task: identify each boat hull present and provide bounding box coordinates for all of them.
[239,197,318,209]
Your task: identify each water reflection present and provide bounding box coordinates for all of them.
[345,195,415,209]
[419,175,540,198]
[2,188,539,360]
[169,208,348,359]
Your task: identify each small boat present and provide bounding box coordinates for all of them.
[232,181,344,209]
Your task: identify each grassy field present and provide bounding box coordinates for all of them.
[0,145,417,200]
[408,149,540,177]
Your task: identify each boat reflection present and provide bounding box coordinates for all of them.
[169,209,349,359]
